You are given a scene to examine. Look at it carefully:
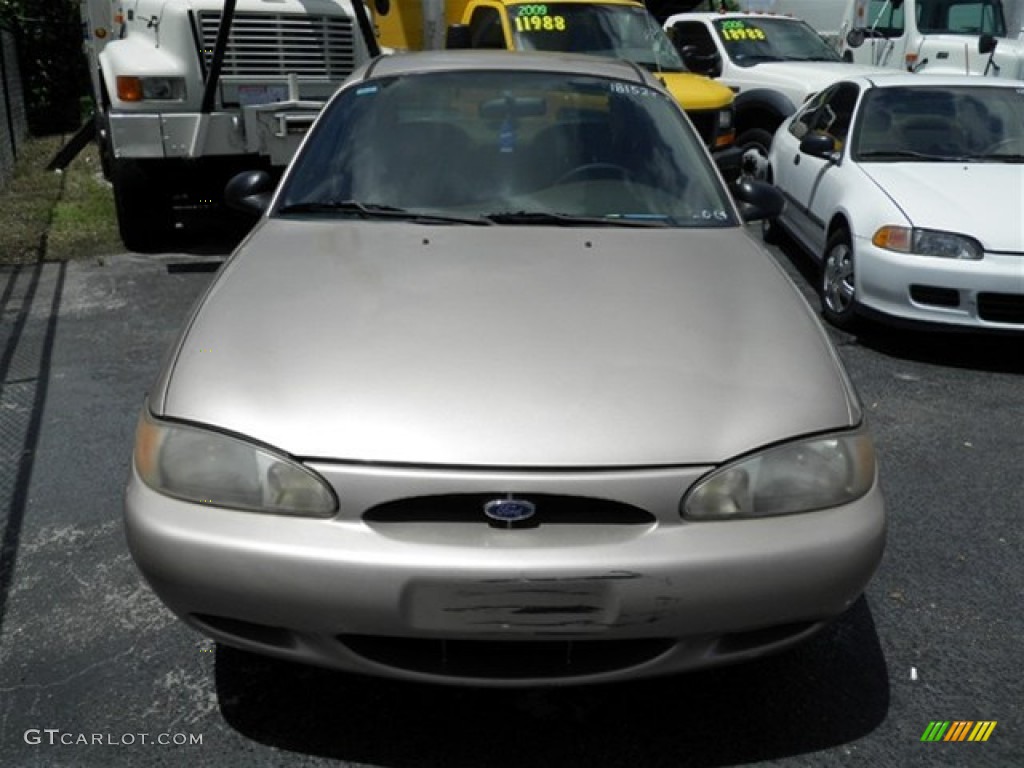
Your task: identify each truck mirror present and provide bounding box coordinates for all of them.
[446,24,472,49]
[846,29,866,48]
[679,45,722,78]
[225,170,275,216]
[979,34,997,55]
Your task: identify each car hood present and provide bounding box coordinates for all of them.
[156,220,858,467]
[747,61,884,92]
[659,72,735,110]
[861,164,1024,251]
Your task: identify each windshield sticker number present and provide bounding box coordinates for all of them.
[719,20,767,42]
[610,82,655,97]
[515,12,566,32]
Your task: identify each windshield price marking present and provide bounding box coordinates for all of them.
[721,27,767,41]
[514,14,566,31]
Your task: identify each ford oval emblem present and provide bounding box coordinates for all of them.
[484,498,536,524]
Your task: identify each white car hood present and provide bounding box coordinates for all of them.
[156,221,858,467]
[861,164,1024,252]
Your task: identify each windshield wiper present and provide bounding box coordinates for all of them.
[733,54,786,64]
[277,200,490,224]
[484,211,670,227]
[964,154,1024,163]
[858,149,954,161]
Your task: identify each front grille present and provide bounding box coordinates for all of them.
[978,292,1024,324]
[364,493,655,527]
[338,635,674,679]
[197,12,357,79]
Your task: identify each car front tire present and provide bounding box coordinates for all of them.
[821,229,859,330]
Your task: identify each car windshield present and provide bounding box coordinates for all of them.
[510,4,686,71]
[277,69,736,227]
[712,17,842,65]
[853,85,1024,162]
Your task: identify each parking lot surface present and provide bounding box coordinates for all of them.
[0,242,1020,767]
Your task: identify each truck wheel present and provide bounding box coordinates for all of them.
[112,160,171,253]
[737,128,774,181]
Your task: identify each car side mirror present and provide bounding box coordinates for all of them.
[730,178,785,223]
[446,24,472,49]
[799,132,840,163]
[846,28,866,48]
[979,33,997,55]
[225,170,275,216]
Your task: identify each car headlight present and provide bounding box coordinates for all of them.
[682,430,876,520]
[133,408,337,517]
[872,226,983,260]
[116,76,186,102]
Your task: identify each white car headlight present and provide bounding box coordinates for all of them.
[134,408,337,517]
[872,226,983,260]
[683,430,876,520]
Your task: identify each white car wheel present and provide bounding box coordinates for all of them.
[821,230,858,330]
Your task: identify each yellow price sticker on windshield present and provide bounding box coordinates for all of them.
[515,14,567,32]
[719,20,767,41]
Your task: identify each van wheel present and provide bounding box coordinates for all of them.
[820,229,859,330]
[112,160,171,253]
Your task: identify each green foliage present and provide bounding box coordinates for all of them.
[0,0,89,135]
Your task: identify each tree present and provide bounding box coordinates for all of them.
[0,0,87,134]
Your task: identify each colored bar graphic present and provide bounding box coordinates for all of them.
[969,722,998,742]
[921,721,950,741]
[921,721,996,742]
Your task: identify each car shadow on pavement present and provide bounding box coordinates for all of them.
[215,597,888,767]
[852,325,1024,375]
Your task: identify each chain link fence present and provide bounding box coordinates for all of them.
[0,24,27,192]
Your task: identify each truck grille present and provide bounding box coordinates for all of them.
[197,12,357,79]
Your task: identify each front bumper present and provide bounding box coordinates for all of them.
[108,101,324,165]
[125,460,885,686]
[856,236,1024,331]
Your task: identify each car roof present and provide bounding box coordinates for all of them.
[359,50,653,84]
[664,12,810,24]
[857,73,1024,89]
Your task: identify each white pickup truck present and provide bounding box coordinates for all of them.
[663,11,886,177]
[80,0,375,250]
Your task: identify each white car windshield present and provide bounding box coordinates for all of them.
[278,70,736,227]
[854,85,1024,161]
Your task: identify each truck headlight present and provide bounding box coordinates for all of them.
[116,76,186,102]
[872,226,983,260]
[715,106,736,147]
[133,408,337,517]
[682,430,876,520]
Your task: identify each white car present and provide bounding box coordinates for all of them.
[766,74,1024,332]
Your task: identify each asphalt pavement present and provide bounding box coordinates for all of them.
[0,240,1020,767]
